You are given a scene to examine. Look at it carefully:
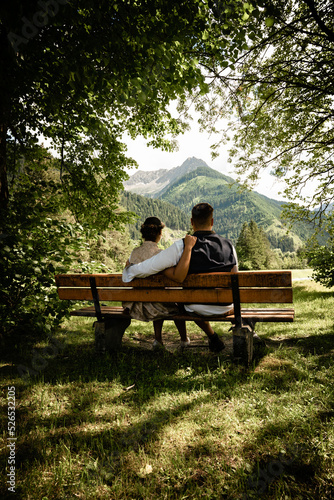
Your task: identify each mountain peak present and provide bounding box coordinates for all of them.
[181,157,209,168]
[123,157,209,197]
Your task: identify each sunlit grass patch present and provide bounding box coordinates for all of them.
[291,268,313,280]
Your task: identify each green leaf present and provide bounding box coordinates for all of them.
[137,91,147,103]
[265,17,275,27]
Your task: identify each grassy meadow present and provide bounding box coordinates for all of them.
[1,277,334,499]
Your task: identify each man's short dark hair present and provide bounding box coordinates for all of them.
[191,203,214,226]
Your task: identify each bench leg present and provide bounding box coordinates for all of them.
[232,324,254,366]
[94,317,131,354]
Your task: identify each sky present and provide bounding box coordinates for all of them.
[123,110,288,202]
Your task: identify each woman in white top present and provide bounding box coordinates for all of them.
[123,216,196,350]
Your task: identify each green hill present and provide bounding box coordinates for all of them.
[157,166,278,242]
[157,166,313,248]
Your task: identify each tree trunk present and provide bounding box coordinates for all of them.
[0,122,8,212]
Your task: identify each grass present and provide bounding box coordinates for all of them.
[1,280,334,499]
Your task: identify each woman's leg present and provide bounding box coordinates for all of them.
[153,319,164,344]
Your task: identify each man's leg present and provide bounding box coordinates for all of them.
[194,319,214,336]
[194,319,225,352]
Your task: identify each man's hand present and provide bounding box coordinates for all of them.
[184,234,197,249]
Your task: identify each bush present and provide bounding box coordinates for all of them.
[0,169,89,344]
[308,241,334,288]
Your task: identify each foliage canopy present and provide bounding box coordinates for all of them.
[0,1,198,219]
[200,0,334,224]
[0,0,252,223]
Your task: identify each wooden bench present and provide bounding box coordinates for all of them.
[55,270,294,365]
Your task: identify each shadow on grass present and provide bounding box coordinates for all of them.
[0,335,250,498]
[241,323,334,496]
[1,282,333,498]
[240,403,334,499]
[265,330,334,360]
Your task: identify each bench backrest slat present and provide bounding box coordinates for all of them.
[55,271,293,305]
[57,287,293,304]
[55,271,292,289]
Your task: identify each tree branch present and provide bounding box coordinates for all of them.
[302,0,334,42]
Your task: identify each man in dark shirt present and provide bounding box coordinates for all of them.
[186,203,238,351]
[188,202,237,275]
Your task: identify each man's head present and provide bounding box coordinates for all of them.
[191,203,214,231]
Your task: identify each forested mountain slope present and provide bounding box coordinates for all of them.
[157,166,292,244]
[120,191,189,240]
[123,160,318,249]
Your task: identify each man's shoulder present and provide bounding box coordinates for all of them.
[204,232,235,246]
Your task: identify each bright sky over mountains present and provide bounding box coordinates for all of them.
[123,100,290,201]
[124,120,288,202]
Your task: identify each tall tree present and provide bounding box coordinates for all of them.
[0,0,211,224]
[0,0,260,225]
[236,220,275,269]
[200,0,334,227]
[0,1,254,341]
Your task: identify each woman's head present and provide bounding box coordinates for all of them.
[140,216,165,242]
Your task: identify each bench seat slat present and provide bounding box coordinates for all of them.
[69,306,294,322]
[55,271,292,288]
[58,287,293,303]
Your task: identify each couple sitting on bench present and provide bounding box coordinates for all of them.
[122,203,238,352]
